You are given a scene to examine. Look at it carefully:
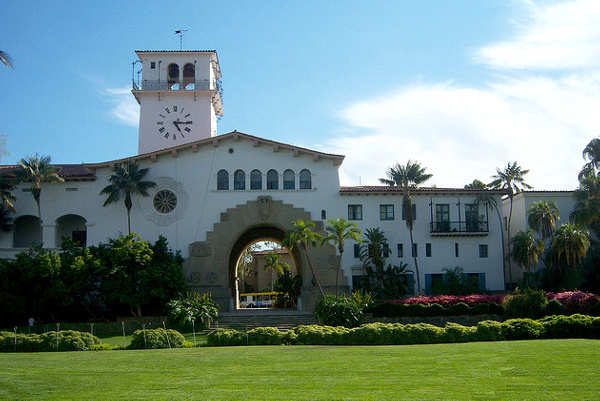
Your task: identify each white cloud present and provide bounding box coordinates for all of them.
[476,0,600,70]
[321,0,600,192]
[103,87,140,127]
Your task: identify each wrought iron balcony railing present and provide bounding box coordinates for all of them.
[132,79,221,92]
[429,220,489,236]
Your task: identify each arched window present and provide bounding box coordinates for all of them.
[168,63,179,89]
[13,215,41,248]
[183,63,195,89]
[217,170,229,190]
[267,169,279,190]
[283,169,295,190]
[299,169,312,189]
[234,170,245,190]
[250,169,262,190]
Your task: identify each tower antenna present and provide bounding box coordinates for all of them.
[174,29,188,50]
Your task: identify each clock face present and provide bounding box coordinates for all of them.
[156,105,193,141]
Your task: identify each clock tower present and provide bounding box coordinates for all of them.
[132,50,223,154]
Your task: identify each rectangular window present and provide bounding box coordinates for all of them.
[426,273,444,294]
[412,243,418,257]
[150,62,156,69]
[504,216,508,232]
[465,204,479,232]
[479,244,488,258]
[397,243,403,258]
[402,204,417,221]
[65,188,78,192]
[379,204,394,220]
[455,243,459,257]
[353,243,361,259]
[426,243,432,257]
[435,204,450,232]
[382,243,390,258]
[348,204,363,220]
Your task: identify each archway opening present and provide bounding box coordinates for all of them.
[228,226,302,310]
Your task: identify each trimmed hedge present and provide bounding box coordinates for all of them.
[129,327,185,349]
[0,330,100,352]
[207,315,600,346]
[366,302,503,318]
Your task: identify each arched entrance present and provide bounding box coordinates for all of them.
[183,196,343,311]
[228,225,302,309]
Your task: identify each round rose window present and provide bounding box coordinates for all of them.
[153,190,178,214]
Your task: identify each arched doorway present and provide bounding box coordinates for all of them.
[227,225,302,310]
[183,196,341,311]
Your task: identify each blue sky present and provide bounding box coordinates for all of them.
[2,0,600,190]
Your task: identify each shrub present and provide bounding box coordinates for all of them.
[502,319,544,340]
[473,320,505,342]
[90,343,119,351]
[547,291,600,315]
[365,301,503,318]
[539,314,596,339]
[247,327,285,345]
[443,322,477,343]
[207,328,245,346]
[0,330,100,352]
[390,294,505,307]
[129,328,185,349]
[503,288,548,319]
[167,292,218,327]
[314,295,363,328]
[293,325,350,345]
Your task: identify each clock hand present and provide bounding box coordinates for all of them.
[172,121,182,132]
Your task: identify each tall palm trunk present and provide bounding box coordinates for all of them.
[409,228,421,294]
[506,195,514,287]
[302,242,325,298]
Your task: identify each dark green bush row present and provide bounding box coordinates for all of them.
[207,315,600,346]
[129,327,186,349]
[366,302,504,318]
[0,330,100,352]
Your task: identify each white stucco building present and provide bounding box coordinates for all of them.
[0,49,510,310]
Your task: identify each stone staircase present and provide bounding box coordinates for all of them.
[214,309,318,331]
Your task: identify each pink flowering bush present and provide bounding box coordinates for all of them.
[384,294,505,307]
[547,291,600,315]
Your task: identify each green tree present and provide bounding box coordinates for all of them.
[550,223,590,272]
[167,292,218,327]
[100,162,156,234]
[283,219,325,298]
[380,160,432,293]
[527,200,560,242]
[15,154,64,227]
[0,177,17,212]
[511,230,544,273]
[0,204,14,232]
[263,251,290,291]
[321,218,362,296]
[96,233,186,317]
[489,161,532,286]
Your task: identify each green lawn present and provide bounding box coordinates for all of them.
[1,339,599,400]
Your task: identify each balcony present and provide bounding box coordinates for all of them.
[430,220,489,236]
[132,79,221,93]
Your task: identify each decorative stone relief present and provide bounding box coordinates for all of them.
[258,196,271,221]
[139,176,189,226]
[190,241,212,257]
[205,271,219,284]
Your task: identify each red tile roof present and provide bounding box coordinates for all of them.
[0,164,96,181]
[340,186,508,195]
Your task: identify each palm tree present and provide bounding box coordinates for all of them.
[511,230,544,273]
[263,251,290,291]
[0,177,17,212]
[527,200,560,243]
[283,219,325,298]
[551,223,590,272]
[579,137,600,180]
[464,179,487,189]
[475,191,506,287]
[321,218,362,296]
[359,227,388,291]
[489,161,532,286]
[0,204,14,232]
[100,162,156,234]
[15,154,64,227]
[380,160,432,294]
[0,51,13,69]
[571,174,600,236]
